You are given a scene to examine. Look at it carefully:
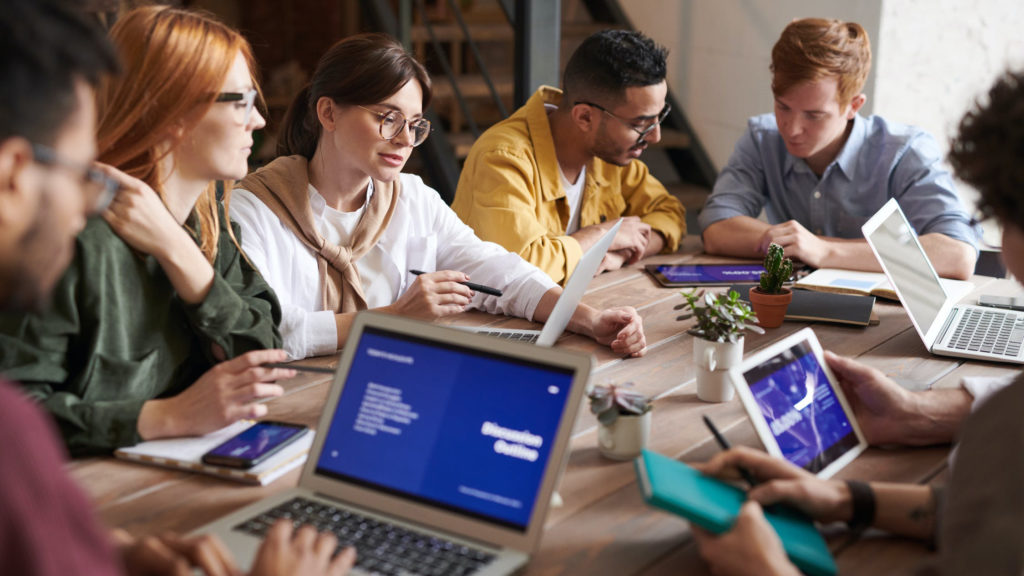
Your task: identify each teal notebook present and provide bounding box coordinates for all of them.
[635,450,837,576]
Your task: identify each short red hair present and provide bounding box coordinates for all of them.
[771,18,871,106]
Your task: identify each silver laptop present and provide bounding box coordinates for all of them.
[194,311,593,574]
[474,218,623,346]
[863,198,1024,364]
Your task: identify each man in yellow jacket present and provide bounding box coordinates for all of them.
[452,30,686,285]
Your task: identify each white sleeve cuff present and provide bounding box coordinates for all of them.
[960,374,1016,408]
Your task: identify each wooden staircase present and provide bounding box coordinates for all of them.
[364,0,716,204]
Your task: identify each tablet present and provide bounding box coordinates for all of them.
[645,263,765,287]
[728,328,867,479]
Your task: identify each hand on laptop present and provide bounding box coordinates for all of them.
[691,500,801,576]
[387,270,474,320]
[250,520,356,576]
[136,349,292,440]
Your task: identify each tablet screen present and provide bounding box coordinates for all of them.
[741,340,860,474]
[653,264,765,284]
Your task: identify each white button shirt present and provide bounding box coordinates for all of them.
[231,173,556,359]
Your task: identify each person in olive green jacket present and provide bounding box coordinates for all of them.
[0,6,294,456]
[452,29,686,285]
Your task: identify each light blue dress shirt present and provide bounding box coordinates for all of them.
[698,114,979,249]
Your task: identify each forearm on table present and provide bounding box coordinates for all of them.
[919,234,976,280]
[701,216,769,257]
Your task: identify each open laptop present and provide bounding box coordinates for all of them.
[863,198,1024,364]
[194,311,593,574]
[472,219,623,346]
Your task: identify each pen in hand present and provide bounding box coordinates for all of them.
[702,415,759,488]
[409,269,503,297]
[264,362,336,374]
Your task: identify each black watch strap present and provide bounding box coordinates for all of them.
[845,480,876,532]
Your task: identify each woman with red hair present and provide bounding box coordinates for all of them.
[0,6,293,455]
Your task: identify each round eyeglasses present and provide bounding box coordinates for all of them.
[357,105,432,147]
[215,89,259,125]
[576,100,671,144]
[31,143,120,214]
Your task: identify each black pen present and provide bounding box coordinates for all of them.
[702,415,759,487]
[409,269,503,297]
[264,362,336,374]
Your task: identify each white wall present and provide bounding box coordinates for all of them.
[874,0,1024,213]
[621,0,1024,244]
[620,0,880,171]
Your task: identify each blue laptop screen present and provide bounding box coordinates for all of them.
[742,340,859,474]
[315,327,576,531]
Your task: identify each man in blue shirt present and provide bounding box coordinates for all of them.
[699,18,977,279]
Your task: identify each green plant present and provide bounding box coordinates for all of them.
[759,242,794,294]
[676,289,764,343]
[588,382,652,425]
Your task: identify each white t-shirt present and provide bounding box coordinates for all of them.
[231,173,556,359]
[560,164,586,235]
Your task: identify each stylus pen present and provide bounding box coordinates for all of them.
[264,362,336,374]
[702,415,759,488]
[409,269,503,297]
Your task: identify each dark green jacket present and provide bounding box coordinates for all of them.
[0,205,282,456]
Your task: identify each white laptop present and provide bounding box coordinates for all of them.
[729,328,868,479]
[862,198,1024,364]
[194,311,593,575]
[473,218,623,346]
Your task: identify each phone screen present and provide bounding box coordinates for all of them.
[204,422,306,467]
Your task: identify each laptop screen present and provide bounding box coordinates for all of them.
[315,326,576,532]
[865,206,947,332]
[742,339,859,474]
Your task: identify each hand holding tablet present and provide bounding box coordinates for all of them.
[727,327,868,478]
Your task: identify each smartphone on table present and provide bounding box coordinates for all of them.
[977,294,1024,312]
[201,420,309,469]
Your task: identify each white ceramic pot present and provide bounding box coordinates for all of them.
[694,337,744,402]
[597,411,652,460]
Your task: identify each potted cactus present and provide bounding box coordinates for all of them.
[588,382,652,460]
[748,242,794,328]
[676,289,764,402]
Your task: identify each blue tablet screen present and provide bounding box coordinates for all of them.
[657,264,765,284]
[742,341,858,473]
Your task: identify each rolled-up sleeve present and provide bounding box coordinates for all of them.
[892,133,980,251]
[698,126,770,232]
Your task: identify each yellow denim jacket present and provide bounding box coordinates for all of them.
[453,86,685,285]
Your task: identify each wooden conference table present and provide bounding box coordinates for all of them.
[70,239,1022,575]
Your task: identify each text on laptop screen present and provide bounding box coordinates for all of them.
[315,327,575,532]
[743,341,859,474]
[866,209,946,331]
[658,264,765,284]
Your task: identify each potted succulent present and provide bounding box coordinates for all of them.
[748,242,794,328]
[588,382,652,460]
[676,289,764,402]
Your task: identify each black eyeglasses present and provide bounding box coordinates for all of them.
[577,100,671,143]
[215,89,259,125]
[357,105,432,147]
[31,143,119,213]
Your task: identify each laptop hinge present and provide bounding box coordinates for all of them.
[936,307,958,343]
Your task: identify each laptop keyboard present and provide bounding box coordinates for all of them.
[234,497,495,576]
[948,308,1024,357]
[478,330,539,343]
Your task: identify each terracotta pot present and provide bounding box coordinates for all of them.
[749,287,793,328]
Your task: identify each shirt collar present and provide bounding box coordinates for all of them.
[525,86,566,202]
[782,114,864,180]
[307,181,374,216]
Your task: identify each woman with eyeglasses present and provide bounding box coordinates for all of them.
[0,6,304,457]
[231,33,647,359]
